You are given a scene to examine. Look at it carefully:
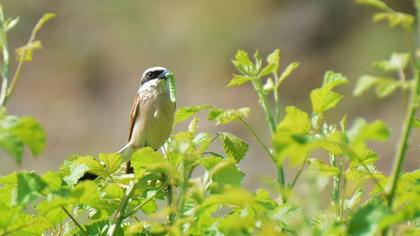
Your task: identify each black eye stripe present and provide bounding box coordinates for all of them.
[142,69,164,84]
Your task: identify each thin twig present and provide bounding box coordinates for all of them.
[289,156,308,189]
[61,206,87,235]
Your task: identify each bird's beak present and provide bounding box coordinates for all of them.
[157,69,170,80]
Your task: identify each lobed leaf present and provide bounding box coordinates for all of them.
[373,52,410,72]
[174,105,213,124]
[277,106,311,134]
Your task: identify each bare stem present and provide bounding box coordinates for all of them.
[250,78,286,189]
[108,181,138,236]
[61,206,86,235]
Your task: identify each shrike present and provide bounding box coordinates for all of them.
[121,66,176,173]
[80,66,175,180]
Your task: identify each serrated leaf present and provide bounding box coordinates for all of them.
[218,132,249,162]
[200,156,244,188]
[232,50,256,75]
[208,107,250,125]
[76,156,107,177]
[16,172,47,205]
[308,159,340,176]
[373,52,410,72]
[277,106,311,134]
[228,74,252,87]
[311,71,348,114]
[99,153,122,174]
[131,147,167,177]
[174,105,212,124]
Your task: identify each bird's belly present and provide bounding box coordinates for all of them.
[131,94,174,150]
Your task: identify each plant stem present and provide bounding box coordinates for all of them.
[0,11,9,107]
[124,181,167,218]
[108,181,137,236]
[289,156,308,189]
[250,78,286,188]
[330,155,341,218]
[386,0,420,209]
[61,206,86,235]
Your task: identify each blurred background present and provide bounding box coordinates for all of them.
[1,0,418,188]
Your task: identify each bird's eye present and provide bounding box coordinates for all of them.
[146,72,152,77]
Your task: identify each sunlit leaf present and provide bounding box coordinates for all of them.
[228,74,252,87]
[99,153,122,174]
[16,172,47,205]
[277,106,311,134]
[373,52,410,72]
[218,132,249,162]
[208,107,250,125]
[174,105,213,124]
[308,159,340,176]
[311,71,348,114]
[278,62,300,86]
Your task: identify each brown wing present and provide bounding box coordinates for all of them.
[128,92,141,141]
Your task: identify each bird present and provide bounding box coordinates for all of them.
[79,66,176,180]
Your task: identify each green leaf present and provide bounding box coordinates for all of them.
[373,52,410,72]
[131,147,167,177]
[16,172,47,205]
[199,156,244,188]
[277,106,311,134]
[218,132,249,163]
[267,49,280,72]
[348,200,389,236]
[9,117,46,156]
[347,118,390,143]
[16,40,42,62]
[373,12,414,30]
[310,71,348,114]
[99,153,123,174]
[375,79,401,98]
[174,105,212,124]
[277,62,300,86]
[353,75,380,97]
[355,0,390,11]
[263,78,275,94]
[353,75,400,98]
[208,107,250,125]
[76,156,107,177]
[227,74,252,87]
[63,162,89,186]
[232,50,255,75]
[0,132,23,164]
[308,159,340,176]
[4,17,19,32]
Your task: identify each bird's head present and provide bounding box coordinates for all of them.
[140,66,170,88]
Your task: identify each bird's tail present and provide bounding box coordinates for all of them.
[118,143,135,162]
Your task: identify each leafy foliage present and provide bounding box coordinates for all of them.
[0,1,419,235]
